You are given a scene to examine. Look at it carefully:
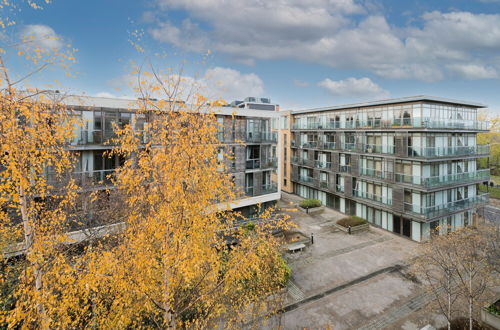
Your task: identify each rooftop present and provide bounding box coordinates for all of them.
[292,95,487,115]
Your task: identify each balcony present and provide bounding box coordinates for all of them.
[246,159,261,169]
[408,145,490,158]
[245,132,277,143]
[292,118,489,131]
[298,175,314,184]
[46,169,115,187]
[246,158,277,170]
[341,143,356,151]
[336,184,344,193]
[314,160,331,169]
[339,165,351,173]
[291,157,313,167]
[360,168,392,180]
[261,158,277,169]
[362,144,395,154]
[353,190,392,205]
[72,129,117,146]
[322,141,336,150]
[404,193,489,218]
[395,169,490,187]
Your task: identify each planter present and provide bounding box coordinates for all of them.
[481,305,500,329]
[334,223,370,234]
[298,205,324,215]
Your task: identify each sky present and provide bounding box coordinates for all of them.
[5,0,500,112]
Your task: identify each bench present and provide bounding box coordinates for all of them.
[287,243,306,253]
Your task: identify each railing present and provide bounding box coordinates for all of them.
[245,132,277,143]
[341,143,356,151]
[395,169,490,187]
[319,181,329,189]
[46,169,116,186]
[246,159,261,169]
[336,184,344,193]
[292,118,489,131]
[404,193,489,218]
[408,145,490,158]
[353,190,392,205]
[363,144,395,154]
[261,158,277,169]
[339,165,351,173]
[360,168,390,180]
[314,160,331,169]
[298,175,314,184]
[261,183,278,194]
[73,129,117,145]
[291,157,312,166]
[322,141,336,150]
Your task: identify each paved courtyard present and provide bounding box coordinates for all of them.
[275,193,425,329]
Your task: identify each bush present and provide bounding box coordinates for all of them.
[337,216,367,228]
[299,199,321,209]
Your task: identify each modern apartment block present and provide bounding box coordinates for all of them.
[282,96,490,241]
[55,95,280,219]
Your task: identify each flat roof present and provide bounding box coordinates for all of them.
[57,94,279,118]
[292,95,487,115]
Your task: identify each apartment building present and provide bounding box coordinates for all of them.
[57,95,280,219]
[282,96,490,241]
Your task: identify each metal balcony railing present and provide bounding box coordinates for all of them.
[292,118,489,131]
[404,193,489,218]
[395,169,490,187]
[353,190,392,205]
[408,145,490,158]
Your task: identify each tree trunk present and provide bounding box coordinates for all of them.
[447,275,451,330]
[19,185,46,327]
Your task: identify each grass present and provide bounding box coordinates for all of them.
[336,216,368,228]
[491,175,500,184]
[480,183,500,199]
[299,199,321,209]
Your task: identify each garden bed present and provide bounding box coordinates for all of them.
[334,216,369,233]
[297,199,324,214]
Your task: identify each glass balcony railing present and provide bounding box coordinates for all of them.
[246,159,261,169]
[353,190,392,205]
[72,129,117,146]
[261,183,278,194]
[322,141,336,150]
[341,143,356,151]
[339,165,351,173]
[245,132,277,143]
[404,193,489,218]
[319,181,330,189]
[292,118,489,131]
[245,158,277,170]
[362,144,395,154]
[298,175,314,184]
[360,168,391,180]
[408,145,490,158]
[395,169,490,187]
[46,169,116,186]
[291,157,313,166]
[336,184,344,193]
[314,160,331,169]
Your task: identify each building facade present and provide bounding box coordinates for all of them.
[58,95,280,219]
[283,96,490,241]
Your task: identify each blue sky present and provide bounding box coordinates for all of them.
[5,0,500,112]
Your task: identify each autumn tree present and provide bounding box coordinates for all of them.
[0,1,78,327]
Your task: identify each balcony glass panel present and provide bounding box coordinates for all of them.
[404,193,489,218]
[353,190,392,205]
[395,169,490,187]
[408,145,490,157]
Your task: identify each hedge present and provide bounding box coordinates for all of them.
[299,199,321,209]
[336,216,367,228]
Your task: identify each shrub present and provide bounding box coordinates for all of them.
[299,199,321,209]
[336,216,367,228]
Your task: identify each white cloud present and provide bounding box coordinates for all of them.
[446,64,498,79]
[19,24,64,51]
[95,92,135,99]
[106,67,264,102]
[149,1,500,81]
[318,77,389,98]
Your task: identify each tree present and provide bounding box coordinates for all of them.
[412,233,460,330]
[413,225,499,330]
[61,67,292,328]
[0,1,78,327]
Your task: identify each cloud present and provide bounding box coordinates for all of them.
[106,66,264,102]
[446,64,498,79]
[318,77,389,98]
[149,1,500,81]
[95,92,135,99]
[19,24,64,50]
